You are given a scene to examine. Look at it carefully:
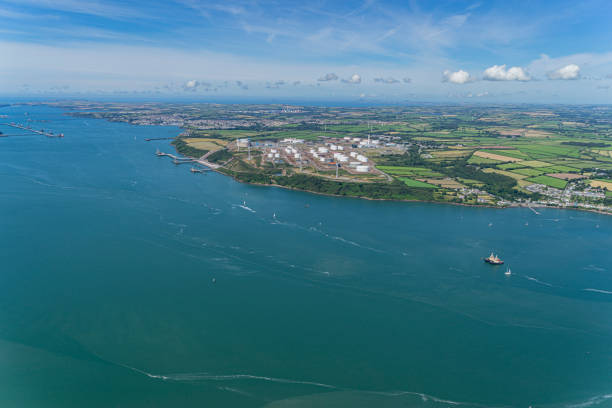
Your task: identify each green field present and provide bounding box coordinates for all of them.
[497,162,526,170]
[378,166,443,177]
[539,165,580,173]
[519,160,553,168]
[526,175,568,189]
[399,178,437,188]
[512,168,546,177]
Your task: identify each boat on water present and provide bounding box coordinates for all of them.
[505,266,512,276]
[484,252,504,265]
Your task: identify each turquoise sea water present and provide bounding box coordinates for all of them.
[1,105,611,408]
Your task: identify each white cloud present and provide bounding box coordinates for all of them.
[342,73,361,84]
[547,64,580,80]
[183,79,199,90]
[483,64,530,81]
[318,72,338,81]
[442,69,472,84]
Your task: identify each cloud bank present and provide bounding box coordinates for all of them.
[547,64,580,80]
[442,69,472,84]
[483,65,530,81]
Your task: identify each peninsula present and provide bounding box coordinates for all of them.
[37,101,612,213]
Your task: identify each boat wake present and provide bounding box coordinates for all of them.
[235,202,256,213]
[524,275,554,287]
[115,363,497,407]
[308,226,384,253]
[565,393,612,408]
[583,265,606,272]
[583,288,612,295]
[119,364,336,389]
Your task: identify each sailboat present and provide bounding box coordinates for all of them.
[505,266,512,276]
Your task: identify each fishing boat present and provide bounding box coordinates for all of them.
[484,252,504,265]
[505,266,512,276]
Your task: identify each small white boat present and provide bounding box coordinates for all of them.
[505,266,512,276]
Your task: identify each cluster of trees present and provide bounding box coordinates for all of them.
[561,141,609,148]
[206,149,233,163]
[442,162,530,200]
[229,171,435,201]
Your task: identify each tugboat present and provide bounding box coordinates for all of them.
[484,252,504,265]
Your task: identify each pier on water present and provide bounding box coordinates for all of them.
[2,122,64,138]
[155,149,196,165]
[155,149,210,173]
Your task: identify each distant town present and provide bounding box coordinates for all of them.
[34,101,612,214]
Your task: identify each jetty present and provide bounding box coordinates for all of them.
[527,206,540,215]
[2,122,64,138]
[145,137,175,142]
[155,149,195,165]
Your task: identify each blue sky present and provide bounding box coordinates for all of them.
[1,0,612,103]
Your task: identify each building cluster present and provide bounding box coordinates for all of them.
[524,180,609,212]
[255,135,402,175]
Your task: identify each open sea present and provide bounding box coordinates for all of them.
[1,104,611,408]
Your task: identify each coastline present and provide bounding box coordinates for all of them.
[190,149,612,216]
[50,106,611,216]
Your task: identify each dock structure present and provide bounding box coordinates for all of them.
[190,167,209,174]
[3,122,64,138]
[145,137,175,142]
[155,149,195,164]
